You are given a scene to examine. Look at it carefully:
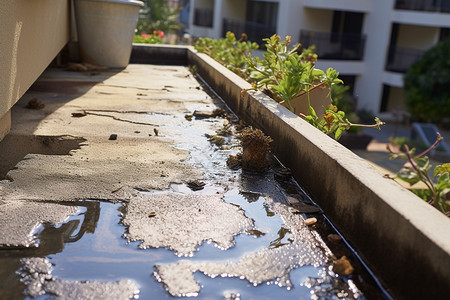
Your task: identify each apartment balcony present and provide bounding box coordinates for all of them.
[194,7,214,27]
[395,0,450,13]
[222,18,276,45]
[300,30,366,61]
[385,46,425,73]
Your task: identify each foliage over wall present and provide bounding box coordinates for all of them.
[404,37,450,124]
[137,0,181,34]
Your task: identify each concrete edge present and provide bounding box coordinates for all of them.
[184,47,450,299]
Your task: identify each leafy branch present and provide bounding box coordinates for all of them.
[194,32,259,79]
[302,102,385,140]
[388,133,450,216]
[196,33,384,141]
[245,35,384,140]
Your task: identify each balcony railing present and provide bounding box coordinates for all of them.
[222,18,276,45]
[194,8,213,27]
[385,46,425,73]
[395,0,450,13]
[300,30,366,61]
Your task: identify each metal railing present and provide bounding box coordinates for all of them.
[395,0,450,13]
[194,7,214,27]
[300,30,366,60]
[222,18,276,45]
[385,46,425,73]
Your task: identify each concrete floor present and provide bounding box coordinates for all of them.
[0,64,213,298]
[1,61,448,299]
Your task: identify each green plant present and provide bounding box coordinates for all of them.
[246,35,384,140]
[194,32,259,78]
[195,33,384,140]
[246,35,333,110]
[389,133,450,216]
[137,0,181,34]
[404,37,450,124]
[306,104,384,140]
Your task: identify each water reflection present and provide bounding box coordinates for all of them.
[269,227,293,249]
[0,201,100,299]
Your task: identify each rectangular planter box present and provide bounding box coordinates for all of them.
[132,44,450,299]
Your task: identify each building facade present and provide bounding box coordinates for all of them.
[187,0,450,120]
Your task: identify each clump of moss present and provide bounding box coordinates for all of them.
[238,127,273,171]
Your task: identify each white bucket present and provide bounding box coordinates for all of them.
[74,0,144,68]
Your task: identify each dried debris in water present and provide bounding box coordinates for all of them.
[187,180,206,191]
[206,134,225,146]
[238,127,273,172]
[332,256,354,276]
[227,154,241,169]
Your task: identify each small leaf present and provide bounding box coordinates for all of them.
[397,169,421,186]
[434,163,450,177]
[435,173,450,194]
[414,157,430,172]
[311,69,324,77]
[309,102,318,119]
[335,127,344,140]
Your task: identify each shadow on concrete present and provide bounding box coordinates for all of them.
[0,68,124,180]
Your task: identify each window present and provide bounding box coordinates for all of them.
[246,1,278,27]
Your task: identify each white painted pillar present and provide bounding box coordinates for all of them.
[354,0,395,113]
[212,0,224,39]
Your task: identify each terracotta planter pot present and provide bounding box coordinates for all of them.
[279,86,331,116]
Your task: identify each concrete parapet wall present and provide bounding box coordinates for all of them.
[184,47,450,299]
[0,0,70,138]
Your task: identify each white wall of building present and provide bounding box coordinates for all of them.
[188,0,449,116]
[354,0,394,112]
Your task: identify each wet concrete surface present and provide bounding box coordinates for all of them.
[19,257,139,299]
[0,64,389,299]
[0,201,78,248]
[122,193,254,256]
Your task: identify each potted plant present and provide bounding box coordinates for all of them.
[245,35,337,116]
[74,0,144,68]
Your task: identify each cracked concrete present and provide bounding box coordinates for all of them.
[0,65,207,202]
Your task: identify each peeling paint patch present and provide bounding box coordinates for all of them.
[122,193,254,256]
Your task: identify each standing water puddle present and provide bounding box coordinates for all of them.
[0,77,390,299]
